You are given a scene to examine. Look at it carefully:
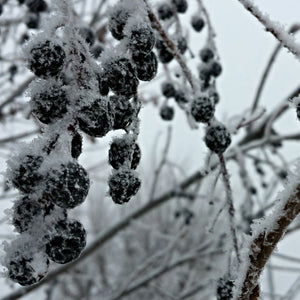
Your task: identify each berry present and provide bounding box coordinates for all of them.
[97,73,110,96]
[108,8,130,40]
[191,96,215,123]
[8,251,49,286]
[205,124,231,154]
[104,57,138,98]
[43,162,90,209]
[174,89,188,103]
[78,98,113,137]
[216,277,234,300]
[108,169,141,204]
[191,16,205,32]
[128,24,155,56]
[91,44,104,59]
[0,4,3,15]
[30,83,69,124]
[10,154,43,193]
[28,40,66,78]
[174,0,188,13]
[79,28,95,46]
[161,82,176,98]
[157,3,173,20]
[20,33,29,44]
[133,51,158,81]
[9,65,18,82]
[160,105,174,121]
[158,44,174,64]
[209,61,222,77]
[177,37,187,54]
[110,95,135,130]
[46,219,86,264]
[200,47,214,63]
[71,132,83,159]
[26,13,40,29]
[26,0,47,13]
[109,137,141,170]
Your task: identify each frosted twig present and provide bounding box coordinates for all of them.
[238,0,300,58]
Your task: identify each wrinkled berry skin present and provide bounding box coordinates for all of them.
[191,96,215,123]
[191,16,205,32]
[29,40,66,78]
[200,47,214,63]
[43,162,90,209]
[109,169,141,204]
[78,99,112,137]
[133,51,158,81]
[10,155,43,193]
[108,9,130,40]
[79,28,95,46]
[205,124,231,154]
[26,0,48,13]
[174,0,188,13]
[71,132,83,159]
[109,138,141,170]
[216,278,234,300]
[30,83,69,124]
[161,82,176,98]
[46,219,86,264]
[157,3,173,20]
[160,105,174,121]
[110,95,135,130]
[8,252,49,286]
[104,58,138,98]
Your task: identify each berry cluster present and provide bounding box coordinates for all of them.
[157,0,188,20]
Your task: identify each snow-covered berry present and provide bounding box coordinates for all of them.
[191,96,215,123]
[46,219,86,264]
[26,0,47,13]
[200,47,214,63]
[157,3,173,20]
[109,137,141,170]
[78,98,113,137]
[191,16,205,32]
[174,0,188,13]
[28,40,66,78]
[161,82,176,98]
[205,124,231,154]
[30,82,69,124]
[160,105,174,121]
[156,40,174,64]
[108,169,141,204]
[110,95,135,130]
[133,51,158,81]
[71,132,83,159]
[79,28,95,46]
[43,162,90,209]
[108,8,130,40]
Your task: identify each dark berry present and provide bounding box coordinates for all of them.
[108,169,141,204]
[161,82,176,98]
[30,83,69,124]
[0,4,3,15]
[20,33,29,44]
[109,137,141,170]
[10,154,43,193]
[110,95,135,130]
[157,3,173,20]
[278,170,288,179]
[200,47,214,63]
[128,24,155,56]
[191,16,205,32]
[26,13,40,29]
[43,162,90,209]
[191,96,215,123]
[177,37,187,54]
[104,57,138,98]
[28,40,66,78]
[158,45,174,64]
[160,105,174,121]
[108,8,130,40]
[71,132,83,159]
[209,61,222,77]
[97,73,110,96]
[174,0,188,13]
[46,219,86,264]
[91,44,104,59]
[79,28,95,46]
[133,51,158,81]
[249,186,257,195]
[174,89,188,103]
[205,124,231,154]
[26,0,47,13]
[216,277,234,300]
[78,98,113,137]
[9,65,18,82]
[8,251,49,286]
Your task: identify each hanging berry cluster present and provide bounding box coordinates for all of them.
[3,0,158,286]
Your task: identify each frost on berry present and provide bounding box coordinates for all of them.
[43,162,90,209]
[109,137,141,170]
[30,81,69,124]
[205,124,231,154]
[133,51,158,81]
[157,3,173,20]
[110,95,135,130]
[161,82,176,98]
[191,95,215,123]
[78,98,113,137]
[108,169,141,204]
[96,73,110,96]
[45,219,86,264]
[160,105,174,121]
[9,154,43,193]
[71,132,83,159]
[191,15,205,32]
[108,5,131,40]
[103,57,138,98]
[28,40,66,78]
